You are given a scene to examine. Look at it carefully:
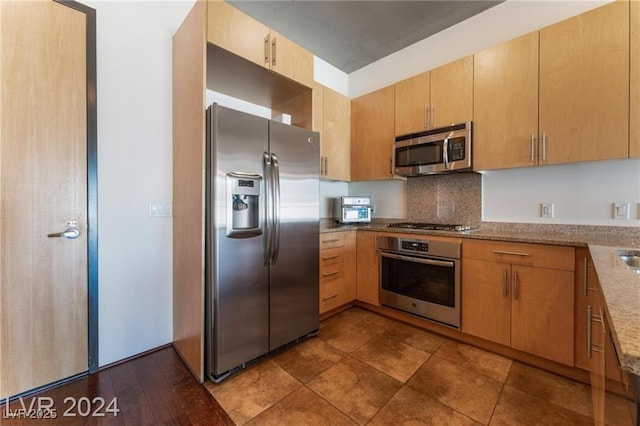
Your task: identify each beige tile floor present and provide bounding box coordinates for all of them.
[205,307,632,425]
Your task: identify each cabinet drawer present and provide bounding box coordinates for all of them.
[320,233,345,250]
[320,262,345,282]
[463,239,575,271]
[320,246,347,266]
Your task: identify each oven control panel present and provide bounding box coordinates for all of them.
[401,240,429,252]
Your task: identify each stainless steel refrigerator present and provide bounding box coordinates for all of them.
[205,104,319,382]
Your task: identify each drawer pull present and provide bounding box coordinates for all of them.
[322,255,340,261]
[322,293,339,301]
[322,271,339,277]
[502,268,508,297]
[492,250,530,257]
[322,238,340,244]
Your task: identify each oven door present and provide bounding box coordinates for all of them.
[379,250,460,328]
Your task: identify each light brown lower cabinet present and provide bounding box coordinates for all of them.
[462,240,575,366]
[355,230,379,306]
[576,248,637,426]
[319,231,356,313]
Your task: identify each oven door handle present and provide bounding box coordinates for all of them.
[380,251,455,268]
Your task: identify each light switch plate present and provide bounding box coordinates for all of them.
[612,202,630,220]
[149,202,173,217]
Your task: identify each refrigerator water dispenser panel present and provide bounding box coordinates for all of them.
[226,172,262,238]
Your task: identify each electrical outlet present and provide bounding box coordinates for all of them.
[612,202,630,220]
[149,202,173,217]
[540,203,554,218]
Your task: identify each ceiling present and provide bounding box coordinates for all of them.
[229,1,503,74]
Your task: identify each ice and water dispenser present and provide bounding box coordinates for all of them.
[226,172,262,238]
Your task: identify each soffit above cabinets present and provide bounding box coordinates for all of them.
[228,1,503,74]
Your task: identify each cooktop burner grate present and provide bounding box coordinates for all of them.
[388,222,471,232]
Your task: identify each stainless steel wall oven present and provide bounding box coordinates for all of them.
[378,236,461,329]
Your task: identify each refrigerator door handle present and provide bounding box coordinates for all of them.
[263,152,273,266]
[271,153,281,265]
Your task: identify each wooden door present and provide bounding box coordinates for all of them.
[430,56,473,128]
[356,231,379,306]
[539,1,629,165]
[323,86,350,181]
[351,86,395,181]
[269,29,314,88]
[0,1,88,398]
[207,0,269,69]
[461,259,511,346]
[473,32,539,170]
[631,0,640,157]
[394,71,430,136]
[511,266,574,366]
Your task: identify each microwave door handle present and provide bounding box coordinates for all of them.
[443,133,451,170]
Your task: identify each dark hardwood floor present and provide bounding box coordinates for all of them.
[1,346,233,425]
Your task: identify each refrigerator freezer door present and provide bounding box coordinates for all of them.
[268,121,320,350]
[206,105,270,378]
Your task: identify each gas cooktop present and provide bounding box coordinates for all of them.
[388,222,472,232]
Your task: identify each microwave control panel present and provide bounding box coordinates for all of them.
[450,137,466,161]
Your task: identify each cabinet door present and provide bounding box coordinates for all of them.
[269,29,314,88]
[323,86,351,181]
[473,32,539,171]
[461,259,511,346]
[574,249,601,372]
[207,1,269,69]
[430,56,473,128]
[539,1,629,165]
[631,0,640,157]
[351,86,395,181]
[511,265,574,366]
[356,231,379,306]
[394,71,430,136]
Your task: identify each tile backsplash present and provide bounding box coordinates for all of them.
[406,172,481,227]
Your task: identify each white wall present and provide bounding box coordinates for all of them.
[349,180,406,219]
[349,0,612,98]
[86,0,194,366]
[483,158,640,226]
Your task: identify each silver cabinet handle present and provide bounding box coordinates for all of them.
[530,133,535,163]
[322,238,340,244]
[502,268,508,297]
[322,293,339,301]
[47,221,80,239]
[322,255,340,261]
[430,105,435,128]
[583,257,588,296]
[389,157,393,176]
[324,157,328,176]
[492,250,530,257]
[322,271,339,277]
[271,36,277,66]
[424,106,429,128]
[542,132,546,162]
[513,269,519,300]
[264,35,270,65]
[587,305,593,358]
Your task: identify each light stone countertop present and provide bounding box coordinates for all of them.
[321,219,640,376]
[589,245,640,376]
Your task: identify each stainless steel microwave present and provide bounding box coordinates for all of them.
[393,122,472,176]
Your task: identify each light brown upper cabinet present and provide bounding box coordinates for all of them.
[394,56,473,136]
[317,85,351,181]
[631,0,640,157]
[539,0,629,165]
[206,1,313,88]
[394,71,430,136]
[473,32,539,170]
[351,86,395,181]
